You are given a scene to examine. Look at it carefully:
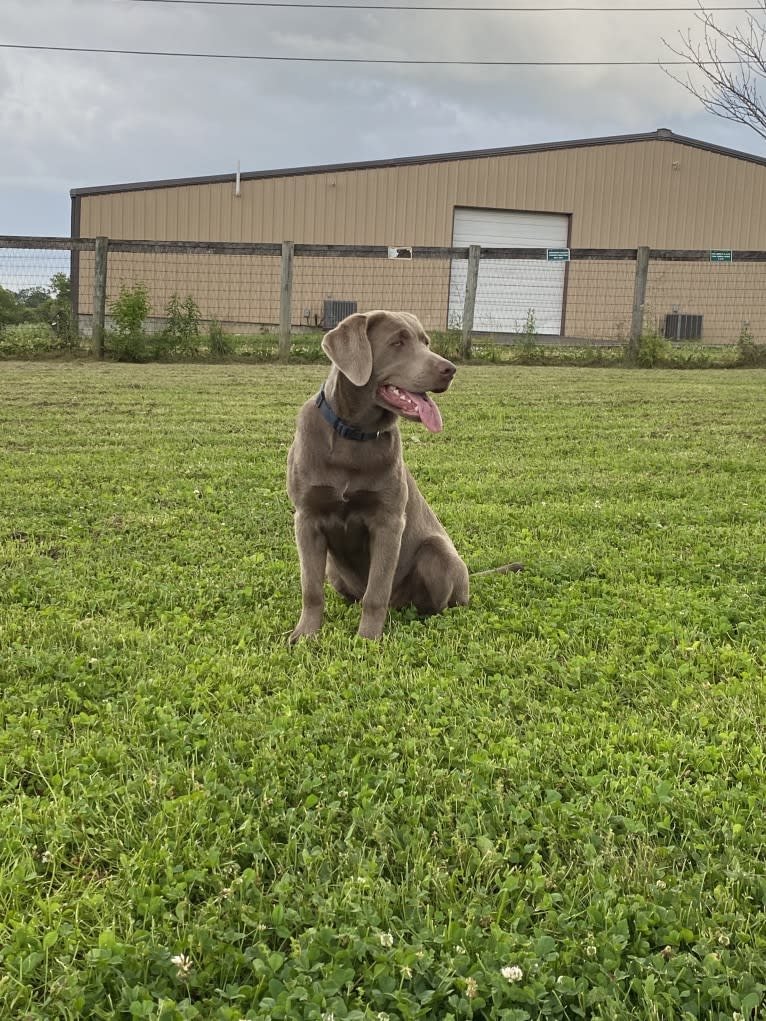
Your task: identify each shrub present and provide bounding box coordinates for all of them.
[207,319,235,357]
[736,324,765,366]
[161,293,202,356]
[108,284,151,361]
[0,322,58,355]
[635,319,670,368]
[510,308,543,364]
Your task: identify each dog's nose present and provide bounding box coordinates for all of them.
[441,362,456,380]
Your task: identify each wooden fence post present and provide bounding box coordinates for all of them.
[461,244,481,359]
[279,241,294,362]
[628,245,650,362]
[92,236,109,359]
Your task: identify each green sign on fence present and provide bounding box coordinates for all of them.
[547,248,570,262]
[710,250,733,263]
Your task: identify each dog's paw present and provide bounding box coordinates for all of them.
[288,621,321,644]
[357,616,385,641]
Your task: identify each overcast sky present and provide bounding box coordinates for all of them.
[2,0,764,238]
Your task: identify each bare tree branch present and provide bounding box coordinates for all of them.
[661,0,766,142]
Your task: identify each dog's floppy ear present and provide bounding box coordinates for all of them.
[321,312,373,387]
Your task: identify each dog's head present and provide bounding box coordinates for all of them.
[321,310,457,433]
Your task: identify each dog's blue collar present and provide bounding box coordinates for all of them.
[315,387,382,442]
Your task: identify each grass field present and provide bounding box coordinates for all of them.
[1,362,765,1021]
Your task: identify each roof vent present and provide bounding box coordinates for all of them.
[656,128,673,139]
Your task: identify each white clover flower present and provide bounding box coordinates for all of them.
[465,976,479,999]
[501,965,523,982]
[170,953,193,978]
[456,944,466,954]
[377,1014,390,1021]
[321,1014,335,1021]
[379,931,394,948]
[401,965,412,979]
[717,933,730,947]
[656,880,667,890]
[585,945,597,958]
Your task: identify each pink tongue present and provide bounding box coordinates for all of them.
[407,390,443,433]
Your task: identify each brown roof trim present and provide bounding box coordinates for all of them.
[70,128,766,197]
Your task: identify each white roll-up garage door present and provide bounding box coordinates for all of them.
[449,208,569,335]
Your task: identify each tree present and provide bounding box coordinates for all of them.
[0,285,24,326]
[14,287,51,312]
[663,1,766,142]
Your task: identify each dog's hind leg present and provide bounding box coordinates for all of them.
[407,537,469,614]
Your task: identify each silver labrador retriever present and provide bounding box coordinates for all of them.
[287,309,470,642]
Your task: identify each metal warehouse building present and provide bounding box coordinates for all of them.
[70,128,766,341]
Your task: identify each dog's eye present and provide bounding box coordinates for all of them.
[392,335,406,348]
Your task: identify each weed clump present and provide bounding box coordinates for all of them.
[108,283,151,361]
[736,324,765,366]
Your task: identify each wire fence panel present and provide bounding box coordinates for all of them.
[0,246,71,295]
[0,246,81,352]
[80,250,283,335]
[2,236,766,354]
[646,260,765,344]
[564,260,637,342]
[460,257,568,335]
[292,253,455,333]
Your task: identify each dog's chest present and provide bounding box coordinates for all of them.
[304,482,381,521]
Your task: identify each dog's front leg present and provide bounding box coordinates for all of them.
[358,514,405,640]
[289,513,328,643]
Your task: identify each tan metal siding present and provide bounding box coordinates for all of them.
[79,139,766,249]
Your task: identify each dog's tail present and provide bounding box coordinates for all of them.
[469,562,524,578]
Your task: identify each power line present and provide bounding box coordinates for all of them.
[0,42,750,63]
[123,0,761,11]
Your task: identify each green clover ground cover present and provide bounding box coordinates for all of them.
[1,362,765,1021]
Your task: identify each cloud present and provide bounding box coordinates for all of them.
[1,0,763,234]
